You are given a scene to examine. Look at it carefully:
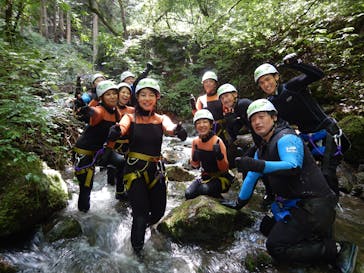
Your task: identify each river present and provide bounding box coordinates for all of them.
[1,136,363,273]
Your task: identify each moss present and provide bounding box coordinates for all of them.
[0,157,67,238]
[339,115,364,165]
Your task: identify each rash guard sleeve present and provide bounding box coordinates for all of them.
[238,171,262,201]
[263,134,304,174]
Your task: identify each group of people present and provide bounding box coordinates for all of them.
[187,53,356,273]
[70,54,357,273]
[72,65,188,255]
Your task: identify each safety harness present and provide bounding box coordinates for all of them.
[73,147,104,187]
[199,171,232,192]
[271,196,301,223]
[123,152,166,191]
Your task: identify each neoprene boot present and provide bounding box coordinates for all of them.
[131,216,148,254]
[335,241,358,273]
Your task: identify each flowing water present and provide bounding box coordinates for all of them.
[1,136,363,273]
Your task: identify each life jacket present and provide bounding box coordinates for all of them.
[259,124,333,199]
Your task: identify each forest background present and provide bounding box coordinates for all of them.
[0,0,363,193]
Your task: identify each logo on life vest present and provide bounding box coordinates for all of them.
[286,146,297,153]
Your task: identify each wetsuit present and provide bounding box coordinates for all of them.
[223,98,254,167]
[118,110,176,252]
[196,93,231,160]
[73,103,124,212]
[110,104,134,196]
[186,132,235,199]
[269,62,350,195]
[238,122,338,264]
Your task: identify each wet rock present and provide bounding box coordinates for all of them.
[45,216,82,242]
[166,165,195,182]
[0,257,17,273]
[157,195,254,246]
[244,250,273,272]
[339,115,364,166]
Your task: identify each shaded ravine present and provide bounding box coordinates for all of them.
[1,136,363,273]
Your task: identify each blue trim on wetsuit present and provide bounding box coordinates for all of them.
[238,134,304,201]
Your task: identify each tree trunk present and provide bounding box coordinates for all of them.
[53,5,59,42]
[92,14,98,66]
[117,0,128,38]
[40,0,49,38]
[66,11,71,44]
[59,8,65,41]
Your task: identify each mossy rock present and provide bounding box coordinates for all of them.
[0,160,68,238]
[45,216,82,242]
[339,115,364,166]
[166,165,195,182]
[157,196,253,246]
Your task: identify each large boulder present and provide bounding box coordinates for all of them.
[339,115,364,166]
[0,161,68,239]
[157,196,253,246]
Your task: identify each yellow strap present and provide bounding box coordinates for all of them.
[123,170,165,190]
[75,167,94,188]
[219,176,230,192]
[73,147,96,156]
[115,139,129,144]
[128,152,162,162]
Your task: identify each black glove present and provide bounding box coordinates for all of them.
[189,94,197,110]
[213,140,224,160]
[220,198,248,210]
[74,97,86,109]
[97,147,112,167]
[146,62,154,71]
[107,125,121,142]
[192,144,200,161]
[174,122,187,141]
[283,53,302,65]
[235,156,265,173]
[76,106,94,122]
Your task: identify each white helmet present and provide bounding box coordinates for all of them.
[247,99,277,119]
[120,71,135,82]
[217,83,237,98]
[96,80,118,98]
[201,71,218,83]
[91,73,106,84]
[135,78,160,95]
[254,63,279,83]
[193,109,214,124]
[117,82,132,93]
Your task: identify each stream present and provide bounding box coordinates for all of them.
[1,136,363,273]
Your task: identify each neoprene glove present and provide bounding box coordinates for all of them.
[220,198,248,210]
[192,144,200,162]
[97,147,112,167]
[76,106,94,122]
[146,62,154,71]
[213,141,224,160]
[107,125,121,142]
[283,53,302,65]
[174,122,187,141]
[235,156,265,173]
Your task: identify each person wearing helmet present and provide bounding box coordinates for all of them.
[193,71,232,158]
[120,62,154,106]
[106,82,135,199]
[221,99,357,273]
[73,73,106,120]
[254,54,350,196]
[217,83,275,207]
[185,109,236,200]
[106,78,187,254]
[217,83,255,164]
[73,80,125,213]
